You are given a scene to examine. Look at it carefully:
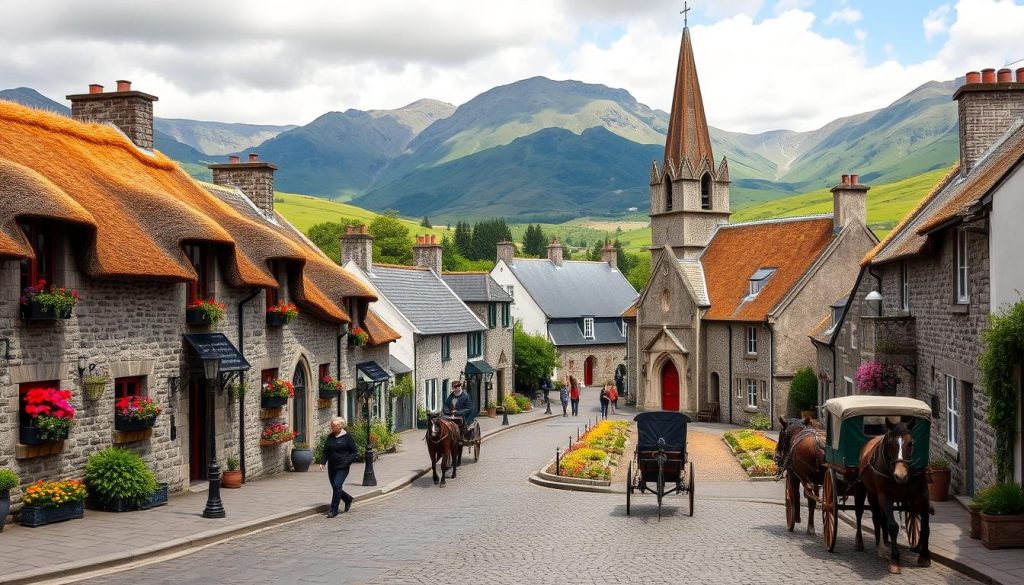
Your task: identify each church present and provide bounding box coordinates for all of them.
[623,25,877,427]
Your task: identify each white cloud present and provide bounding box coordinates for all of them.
[773,0,814,13]
[825,8,863,24]
[854,29,868,42]
[924,4,953,41]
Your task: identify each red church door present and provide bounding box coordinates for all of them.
[661,361,680,411]
[584,356,596,386]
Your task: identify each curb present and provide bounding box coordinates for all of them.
[1,413,558,585]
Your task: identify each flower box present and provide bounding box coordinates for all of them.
[19,501,84,527]
[261,395,288,408]
[980,513,1024,549]
[115,414,157,432]
[319,389,341,400]
[21,299,72,321]
[19,425,69,445]
[185,307,211,326]
[101,483,169,513]
[266,312,289,327]
[259,437,295,447]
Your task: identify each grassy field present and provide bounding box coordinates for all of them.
[275,192,446,238]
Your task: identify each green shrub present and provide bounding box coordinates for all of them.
[349,418,400,459]
[513,394,531,411]
[739,456,753,470]
[313,433,328,464]
[790,367,817,412]
[979,483,1024,516]
[391,375,413,398]
[723,433,739,449]
[502,394,521,414]
[226,456,240,471]
[0,469,19,492]
[84,448,157,509]
[748,414,772,431]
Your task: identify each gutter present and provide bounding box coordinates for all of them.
[237,288,261,482]
[727,324,733,424]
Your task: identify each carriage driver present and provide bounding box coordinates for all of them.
[443,381,475,434]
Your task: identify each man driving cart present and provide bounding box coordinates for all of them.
[443,381,476,439]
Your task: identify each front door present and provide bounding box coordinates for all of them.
[188,379,208,481]
[496,369,505,403]
[584,356,595,386]
[293,366,308,444]
[661,361,680,411]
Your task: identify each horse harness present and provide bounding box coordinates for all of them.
[776,426,825,481]
[865,429,923,481]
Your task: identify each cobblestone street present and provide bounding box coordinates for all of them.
[80,416,978,585]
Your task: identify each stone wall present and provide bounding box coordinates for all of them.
[69,92,155,150]
[414,333,472,411]
[557,344,625,392]
[210,165,275,216]
[466,302,514,401]
[708,321,773,428]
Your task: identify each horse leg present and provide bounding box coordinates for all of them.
[440,447,450,487]
[917,496,932,567]
[430,447,439,485]
[882,498,901,574]
[451,442,460,479]
[807,484,818,536]
[854,484,867,551]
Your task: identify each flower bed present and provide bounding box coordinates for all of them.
[723,429,778,478]
[550,420,629,480]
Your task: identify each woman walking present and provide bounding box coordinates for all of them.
[608,384,618,415]
[599,385,610,419]
[319,417,358,518]
[569,376,581,416]
[559,382,570,417]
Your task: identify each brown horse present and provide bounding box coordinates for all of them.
[857,419,931,574]
[425,412,462,487]
[775,416,826,533]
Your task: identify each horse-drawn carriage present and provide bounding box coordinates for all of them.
[425,412,480,487]
[625,411,695,518]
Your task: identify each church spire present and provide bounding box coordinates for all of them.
[663,26,714,175]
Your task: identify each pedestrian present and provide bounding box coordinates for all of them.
[541,377,551,406]
[559,382,569,417]
[599,385,610,419]
[614,366,625,399]
[608,383,618,415]
[319,416,358,518]
[569,376,581,416]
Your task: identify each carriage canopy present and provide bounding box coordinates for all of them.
[634,411,689,452]
[823,396,931,468]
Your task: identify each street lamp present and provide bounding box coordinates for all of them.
[483,370,494,414]
[201,356,225,519]
[865,290,883,317]
[357,380,378,487]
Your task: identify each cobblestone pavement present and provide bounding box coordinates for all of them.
[80,416,977,585]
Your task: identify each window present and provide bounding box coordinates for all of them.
[946,375,960,449]
[583,317,595,340]
[184,244,209,304]
[318,363,331,384]
[900,262,910,311]
[425,379,438,411]
[664,175,673,212]
[746,326,758,355]
[844,377,854,396]
[956,229,969,304]
[261,368,279,388]
[829,306,843,331]
[746,379,758,408]
[114,377,142,400]
[467,332,483,358]
[747,268,775,297]
[18,222,57,292]
[735,378,742,398]
[760,380,768,401]
[505,285,514,300]
[700,173,712,210]
[501,303,511,328]
[850,321,858,350]
[441,335,451,362]
[345,298,366,329]
[488,303,497,329]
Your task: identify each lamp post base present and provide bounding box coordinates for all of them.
[544,398,552,415]
[202,460,226,518]
[501,409,510,426]
[362,447,377,486]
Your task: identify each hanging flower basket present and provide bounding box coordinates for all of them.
[319,376,344,399]
[348,327,369,347]
[259,422,297,446]
[83,375,109,400]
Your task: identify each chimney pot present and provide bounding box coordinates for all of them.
[228,155,240,164]
[966,71,982,84]
[430,234,436,245]
[850,174,859,185]
[116,80,131,92]
[248,153,259,162]
[998,68,1013,83]
[1017,68,1024,83]
[88,84,104,94]
[359,224,367,234]
[982,68,997,83]
[841,174,850,185]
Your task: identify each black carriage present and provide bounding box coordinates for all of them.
[626,411,695,518]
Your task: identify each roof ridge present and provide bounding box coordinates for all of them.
[373,263,429,271]
[722,214,833,229]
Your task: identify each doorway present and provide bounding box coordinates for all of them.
[188,379,208,481]
[584,356,596,387]
[710,372,720,404]
[497,369,505,403]
[661,360,680,411]
[292,365,308,444]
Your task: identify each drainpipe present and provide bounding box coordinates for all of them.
[237,288,260,482]
[769,325,775,430]
[727,324,734,424]
[336,329,345,418]
[831,345,838,400]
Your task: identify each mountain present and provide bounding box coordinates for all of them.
[0,87,71,115]
[155,118,297,156]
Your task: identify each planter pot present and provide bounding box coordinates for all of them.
[417,419,428,430]
[486,408,497,418]
[980,513,1024,549]
[19,424,69,445]
[84,380,107,400]
[291,448,313,472]
[260,395,288,408]
[266,312,290,327]
[969,507,982,539]
[185,308,210,326]
[99,483,168,512]
[19,501,84,527]
[222,470,242,489]
[143,483,169,509]
[20,299,72,321]
[927,467,951,502]
[0,490,9,533]
[319,389,341,400]
[114,414,157,432]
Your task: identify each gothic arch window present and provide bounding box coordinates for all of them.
[664,174,673,212]
[701,173,712,210]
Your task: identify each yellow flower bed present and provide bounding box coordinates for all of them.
[556,421,630,480]
[22,479,87,509]
[724,430,779,477]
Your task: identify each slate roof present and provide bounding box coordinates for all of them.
[441,272,513,303]
[677,259,710,306]
[548,318,626,346]
[369,265,485,335]
[507,259,638,319]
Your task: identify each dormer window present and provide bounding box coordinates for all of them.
[183,243,209,304]
[583,317,595,340]
[826,297,848,334]
[701,173,712,210]
[747,268,776,298]
[19,222,57,292]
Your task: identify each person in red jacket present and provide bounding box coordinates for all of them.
[608,384,618,415]
[568,376,581,416]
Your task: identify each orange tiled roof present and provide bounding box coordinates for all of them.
[702,217,836,321]
[622,299,639,318]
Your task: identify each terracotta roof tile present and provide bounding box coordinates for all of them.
[622,299,639,318]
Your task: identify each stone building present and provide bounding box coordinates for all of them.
[626,25,877,426]
[814,67,1024,493]
[490,241,637,388]
[0,83,398,517]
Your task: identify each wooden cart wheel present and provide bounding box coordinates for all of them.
[688,462,695,517]
[656,455,666,520]
[785,473,797,532]
[905,512,921,551]
[626,463,632,516]
[822,469,839,552]
[473,427,481,462]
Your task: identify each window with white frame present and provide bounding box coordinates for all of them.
[900,262,910,311]
[583,317,595,340]
[424,379,438,412]
[735,378,742,398]
[746,326,758,355]
[747,379,758,407]
[850,321,858,350]
[505,285,514,300]
[956,229,969,304]
[844,377,854,396]
[748,268,776,297]
[946,375,960,449]
[760,380,768,402]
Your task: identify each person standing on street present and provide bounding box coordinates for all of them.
[608,384,618,415]
[599,385,610,419]
[559,382,569,416]
[569,376,581,416]
[319,417,358,518]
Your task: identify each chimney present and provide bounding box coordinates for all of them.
[208,153,278,216]
[954,68,1024,173]
[67,80,158,149]
[830,173,869,233]
[413,234,442,274]
[547,239,564,267]
[601,243,618,270]
[341,224,373,273]
[496,241,515,266]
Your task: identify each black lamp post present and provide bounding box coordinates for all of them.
[357,380,378,487]
[202,357,225,519]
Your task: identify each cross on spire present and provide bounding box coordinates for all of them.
[681,2,691,28]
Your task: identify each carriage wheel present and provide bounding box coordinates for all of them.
[785,473,797,532]
[656,459,666,519]
[688,462,695,517]
[822,469,839,552]
[473,427,481,461]
[626,463,632,516]
[905,512,922,551]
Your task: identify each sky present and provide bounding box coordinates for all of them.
[0,0,1022,133]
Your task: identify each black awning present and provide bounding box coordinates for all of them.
[356,361,390,382]
[464,360,494,375]
[184,333,251,372]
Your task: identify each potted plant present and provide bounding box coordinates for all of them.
[115,395,162,431]
[348,326,369,347]
[485,400,498,418]
[266,300,299,326]
[979,483,1024,549]
[20,387,75,445]
[790,367,818,418]
[259,422,297,446]
[291,442,313,472]
[261,379,294,408]
[82,372,109,400]
[319,375,344,400]
[19,479,87,527]
[968,487,991,539]
[416,405,428,429]
[222,455,242,489]
[855,359,901,395]
[20,279,78,321]
[186,297,225,327]
[84,447,158,512]
[0,469,18,533]
[927,458,952,502]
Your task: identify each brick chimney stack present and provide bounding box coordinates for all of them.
[413,234,442,274]
[954,67,1024,174]
[208,153,278,216]
[547,239,564,267]
[341,224,373,273]
[67,80,158,149]
[601,243,618,270]
[496,241,515,266]
[830,173,869,234]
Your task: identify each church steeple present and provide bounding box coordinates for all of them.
[664,26,714,175]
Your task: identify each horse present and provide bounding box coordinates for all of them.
[857,418,931,574]
[425,412,462,487]
[775,416,826,534]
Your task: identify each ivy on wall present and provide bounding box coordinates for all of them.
[980,299,1024,483]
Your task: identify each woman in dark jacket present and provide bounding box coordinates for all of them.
[319,417,358,518]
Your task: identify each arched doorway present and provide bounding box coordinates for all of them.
[292,364,308,444]
[661,361,680,411]
[584,356,596,387]
[710,372,720,403]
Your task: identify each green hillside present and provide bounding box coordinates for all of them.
[275,192,445,237]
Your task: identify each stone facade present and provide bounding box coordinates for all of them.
[466,302,514,403]
[413,333,475,412]
[955,81,1024,173]
[68,83,156,150]
[557,344,625,391]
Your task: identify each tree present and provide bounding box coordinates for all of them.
[789,367,818,414]
[469,218,512,261]
[513,322,558,393]
[420,216,432,228]
[453,221,473,258]
[307,218,362,263]
[441,233,465,271]
[626,254,650,292]
[522,224,548,257]
[369,211,412,265]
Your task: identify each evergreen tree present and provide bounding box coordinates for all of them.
[522,224,548,257]
[469,218,512,261]
[420,216,432,228]
[454,221,473,258]
[440,233,464,271]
